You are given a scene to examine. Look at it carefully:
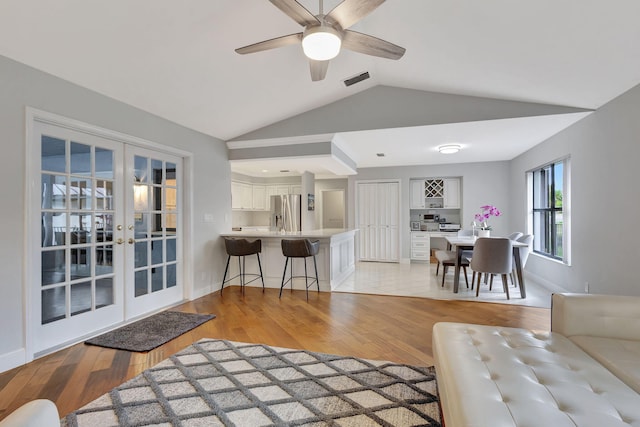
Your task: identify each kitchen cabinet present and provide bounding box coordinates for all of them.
[422,177,461,209]
[443,178,460,208]
[410,180,426,209]
[411,231,431,262]
[231,181,253,210]
[252,185,266,210]
[234,181,302,211]
[357,181,399,262]
[410,231,453,262]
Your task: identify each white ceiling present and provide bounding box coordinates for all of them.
[1,0,639,175]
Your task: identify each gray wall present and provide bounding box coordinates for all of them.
[349,162,510,261]
[234,86,589,140]
[0,55,230,367]
[509,83,640,295]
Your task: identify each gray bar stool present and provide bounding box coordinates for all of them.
[221,238,264,294]
[279,239,320,300]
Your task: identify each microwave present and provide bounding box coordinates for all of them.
[423,214,440,222]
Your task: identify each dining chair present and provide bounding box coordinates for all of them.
[436,229,473,276]
[470,237,513,299]
[487,232,524,288]
[511,234,533,286]
[508,232,524,241]
[435,250,470,288]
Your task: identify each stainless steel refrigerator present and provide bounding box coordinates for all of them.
[270,194,302,232]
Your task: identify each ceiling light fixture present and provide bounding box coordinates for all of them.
[438,144,461,154]
[302,24,342,61]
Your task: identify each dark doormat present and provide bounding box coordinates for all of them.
[85,311,216,352]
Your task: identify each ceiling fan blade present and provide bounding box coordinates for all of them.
[342,30,405,60]
[326,0,385,29]
[269,0,320,27]
[235,33,302,55]
[309,59,329,81]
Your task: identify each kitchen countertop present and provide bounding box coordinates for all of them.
[220,228,357,239]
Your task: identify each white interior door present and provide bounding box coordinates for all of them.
[125,146,182,319]
[30,119,184,356]
[32,121,125,354]
[356,181,400,262]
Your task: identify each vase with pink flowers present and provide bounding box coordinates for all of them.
[473,205,501,237]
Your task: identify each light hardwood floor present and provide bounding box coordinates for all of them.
[0,286,550,421]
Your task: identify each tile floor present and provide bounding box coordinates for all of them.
[332,261,564,308]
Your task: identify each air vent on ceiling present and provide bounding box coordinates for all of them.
[343,71,370,87]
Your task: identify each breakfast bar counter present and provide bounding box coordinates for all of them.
[219,228,357,291]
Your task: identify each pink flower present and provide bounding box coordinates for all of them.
[474,205,501,230]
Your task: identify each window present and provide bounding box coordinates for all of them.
[530,159,569,261]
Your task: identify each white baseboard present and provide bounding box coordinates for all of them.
[0,348,26,373]
[191,281,221,300]
[524,270,571,293]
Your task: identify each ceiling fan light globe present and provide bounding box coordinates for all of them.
[302,26,342,61]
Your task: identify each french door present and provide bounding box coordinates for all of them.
[31,119,183,356]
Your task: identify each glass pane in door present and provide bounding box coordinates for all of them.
[40,137,117,325]
[131,155,180,299]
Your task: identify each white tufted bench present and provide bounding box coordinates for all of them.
[433,322,640,427]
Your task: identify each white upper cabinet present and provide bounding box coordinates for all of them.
[231,181,254,210]
[418,177,461,209]
[410,180,426,209]
[443,178,460,208]
[252,185,266,210]
[232,181,301,211]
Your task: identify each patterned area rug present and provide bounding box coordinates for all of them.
[62,339,441,426]
[85,312,215,352]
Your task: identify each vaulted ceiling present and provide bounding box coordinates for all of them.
[1,0,639,176]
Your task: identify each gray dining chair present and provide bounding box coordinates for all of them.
[511,234,533,286]
[508,232,524,241]
[435,229,472,288]
[470,237,513,299]
[435,250,470,288]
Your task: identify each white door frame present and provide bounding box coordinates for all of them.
[24,107,194,361]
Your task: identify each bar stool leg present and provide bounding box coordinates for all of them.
[238,257,243,293]
[256,253,265,291]
[304,258,309,301]
[221,255,231,294]
[279,257,289,298]
[313,255,319,292]
[290,259,294,292]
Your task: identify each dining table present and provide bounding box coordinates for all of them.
[444,236,529,298]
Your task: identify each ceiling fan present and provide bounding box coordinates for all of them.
[235,0,406,81]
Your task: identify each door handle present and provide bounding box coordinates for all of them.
[128,238,135,244]
[116,238,124,245]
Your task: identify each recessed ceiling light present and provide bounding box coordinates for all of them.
[262,169,269,173]
[438,144,461,154]
[376,153,385,157]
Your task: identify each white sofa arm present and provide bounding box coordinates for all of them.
[551,293,640,341]
[0,400,60,427]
